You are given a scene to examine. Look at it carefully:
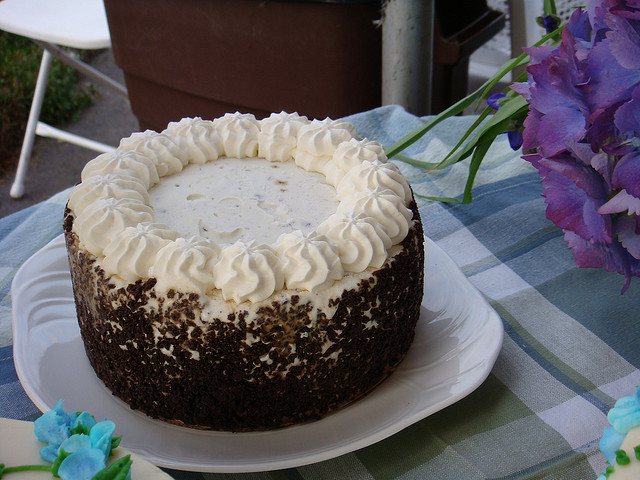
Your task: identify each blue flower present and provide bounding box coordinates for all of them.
[541,14,560,33]
[31,401,130,480]
[599,386,640,465]
[507,130,523,150]
[487,92,506,110]
[3,401,131,480]
[58,449,107,480]
[34,400,78,456]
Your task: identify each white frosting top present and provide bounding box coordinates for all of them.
[70,112,414,303]
[148,157,338,246]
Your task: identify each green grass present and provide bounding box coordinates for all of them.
[0,31,95,173]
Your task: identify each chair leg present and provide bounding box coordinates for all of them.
[10,49,52,199]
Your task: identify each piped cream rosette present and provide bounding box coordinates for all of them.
[68,112,414,304]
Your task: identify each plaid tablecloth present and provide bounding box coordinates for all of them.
[1,105,638,479]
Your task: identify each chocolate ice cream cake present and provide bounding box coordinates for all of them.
[63,112,424,431]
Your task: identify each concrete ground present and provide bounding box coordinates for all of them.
[0,49,138,218]
[0,49,497,219]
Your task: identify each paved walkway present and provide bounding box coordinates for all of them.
[0,49,497,220]
[0,49,138,218]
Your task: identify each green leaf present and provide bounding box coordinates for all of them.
[414,193,464,203]
[392,154,440,170]
[111,435,122,450]
[70,424,91,436]
[385,25,562,164]
[91,456,132,480]
[433,107,493,170]
[436,94,529,170]
[460,139,493,203]
[51,449,71,477]
[543,0,558,16]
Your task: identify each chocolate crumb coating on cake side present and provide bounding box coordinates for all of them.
[64,113,426,431]
[63,202,423,431]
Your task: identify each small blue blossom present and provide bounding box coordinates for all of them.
[507,130,524,150]
[33,400,77,447]
[541,14,560,33]
[5,400,133,480]
[58,449,107,480]
[487,92,506,110]
[89,421,117,459]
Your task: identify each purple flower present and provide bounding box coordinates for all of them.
[507,130,523,150]
[487,92,506,110]
[516,0,640,292]
[541,14,560,33]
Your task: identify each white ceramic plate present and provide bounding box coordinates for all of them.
[12,235,503,473]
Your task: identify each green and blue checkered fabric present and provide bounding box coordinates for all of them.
[2,106,638,479]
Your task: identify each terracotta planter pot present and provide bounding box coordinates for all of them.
[104,0,383,130]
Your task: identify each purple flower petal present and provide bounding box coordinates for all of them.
[587,0,610,42]
[487,92,506,110]
[589,151,615,188]
[521,110,543,153]
[584,38,640,112]
[522,45,557,66]
[539,168,612,243]
[567,7,594,42]
[587,103,628,155]
[563,230,634,292]
[542,14,560,33]
[612,150,640,197]
[605,13,640,70]
[614,84,640,135]
[509,82,531,102]
[610,0,640,20]
[508,130,523,150]
[616,215,640,259]
[536,106,587,157]
[599,189,640,215]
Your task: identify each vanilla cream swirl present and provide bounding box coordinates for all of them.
[69,112,416,303]
[213,242,284,303]
[258,112,308,162]
[275,231,343,292]
[102,223,178,282]
[324,138,387,187]
[73,197,154,256]
[213,112,260,157]
[150,236,220,294]
[336,160,412,205]
[81,151,159,189]
[337,187,412,244]
[67,174,149,217]
[162,117,223,164]
[294,118,356,173]
[118,130,185,177]
[316,212,392,273]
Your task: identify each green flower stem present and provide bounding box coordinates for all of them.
[384,21,565,204]
[0,464,52,478]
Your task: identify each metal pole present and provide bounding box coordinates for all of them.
[381,0,434,116]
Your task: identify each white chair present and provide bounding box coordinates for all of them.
[0,0,128,199]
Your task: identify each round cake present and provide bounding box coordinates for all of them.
[63,112,424,431]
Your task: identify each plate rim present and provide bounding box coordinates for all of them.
[11,234,503,472]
